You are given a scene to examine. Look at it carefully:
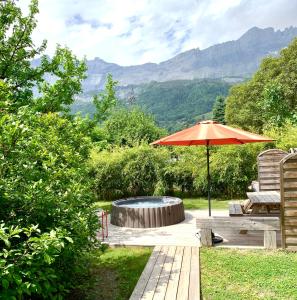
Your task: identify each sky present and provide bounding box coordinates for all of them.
[19,0,297,66]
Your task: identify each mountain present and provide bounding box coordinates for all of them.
[82,26,297,92]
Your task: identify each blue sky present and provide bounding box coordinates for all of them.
[20,0,297,66]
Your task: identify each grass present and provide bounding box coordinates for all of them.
[93,197,229,212]
[201,248,297,300]
[71,247,297,300]
[69,247,152,300]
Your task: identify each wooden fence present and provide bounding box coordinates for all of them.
[280,153,297,251]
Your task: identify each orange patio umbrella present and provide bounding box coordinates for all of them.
[152,120,274,217]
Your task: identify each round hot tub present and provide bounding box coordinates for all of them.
[110,196,185,228]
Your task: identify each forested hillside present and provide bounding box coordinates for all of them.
[72,79,231,132]
[134,79,231,131]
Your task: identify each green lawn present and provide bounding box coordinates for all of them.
[71,247,297,300]
[69,247,152,300]
[201,248,297,300]
[93,197,229,212]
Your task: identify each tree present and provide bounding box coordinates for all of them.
[102,107,167,146]
[225,37,297,132]
[93,73,118,122]
[212,96,226,123]
[0,1,98,297]
[0,0,87,113]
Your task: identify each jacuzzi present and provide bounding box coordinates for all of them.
[110,196,185,228]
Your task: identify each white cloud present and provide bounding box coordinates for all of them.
[19,0,297,66]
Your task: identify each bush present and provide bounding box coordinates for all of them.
[90,145,170,200]
[0,110,98,297]
[264,122,297,150]
[0,224,72,299]
[194,144,265,198]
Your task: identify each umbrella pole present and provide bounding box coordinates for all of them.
[206,142,211,217]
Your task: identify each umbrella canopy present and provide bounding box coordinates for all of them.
[152,120,274,216]
[151,120,274,146]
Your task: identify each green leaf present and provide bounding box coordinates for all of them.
[2,278,9,289]
[65,236,73,243]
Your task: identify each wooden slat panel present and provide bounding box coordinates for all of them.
[176,246,191,300]
[165,247,184,300]
[130,246,161,300]
[188,247,200,300]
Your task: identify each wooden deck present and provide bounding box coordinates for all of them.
[103,210,282,249]
[129,245,200,300]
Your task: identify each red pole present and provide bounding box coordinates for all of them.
[105,211,108,238]
[102,211,104,240]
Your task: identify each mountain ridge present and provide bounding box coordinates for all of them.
[82,26,297,92]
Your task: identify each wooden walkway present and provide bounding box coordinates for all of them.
[130,245,200,300]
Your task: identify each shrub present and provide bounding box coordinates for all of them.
[0,224,72,299]
[0,110,98,296]
[90,145,170,199]
[265,122,297,150]
[194,144,265,198]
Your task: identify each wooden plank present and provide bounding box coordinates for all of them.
[260,167,280,172]
[259,173,280,178]
[283,162,297,169]
[176,246,191,300]
[258,160,279,168]
[284,191,297,198]
[284,201,297,208]
[284,171,297,179]
[285,228,297,235]
[188,247,200,300]
[229,203,243,216]
[264,230,277,249]
[284,210,297,217]
[284,181,297,188]
[130,246,161,300]
[260,178,280,184]
[285,237,297,244]
[153,246,175,300]
[284,219,297,226]
[286,245,297,251]
[165,247,184,300]
[261,185,280,190]
[196,217,280,231]
[199,228,212,246]
[258,155,284,163]
[142,246,169,300]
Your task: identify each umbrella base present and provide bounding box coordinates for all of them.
[211,231,223,244]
